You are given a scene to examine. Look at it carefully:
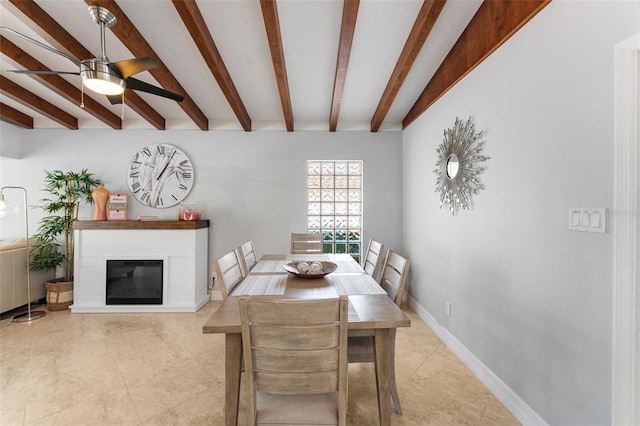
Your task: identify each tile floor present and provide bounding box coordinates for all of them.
[0,301,520,425]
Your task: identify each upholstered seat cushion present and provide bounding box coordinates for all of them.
[256,392,338,425]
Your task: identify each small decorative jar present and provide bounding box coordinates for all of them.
[178,203,202,221]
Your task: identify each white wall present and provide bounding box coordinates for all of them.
[0,121,22,159]
[402,1,639,425]
[0,128,403,274]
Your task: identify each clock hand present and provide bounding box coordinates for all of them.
[156,151,176,180]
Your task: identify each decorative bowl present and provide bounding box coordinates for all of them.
[283,261,338,279]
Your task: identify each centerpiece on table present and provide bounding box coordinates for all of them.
[283,260,337,278]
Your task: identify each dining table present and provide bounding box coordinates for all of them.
[202,253,411,426]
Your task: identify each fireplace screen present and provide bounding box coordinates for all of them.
[106,260,163,305]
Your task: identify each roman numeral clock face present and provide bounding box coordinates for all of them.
[127,144,194,208]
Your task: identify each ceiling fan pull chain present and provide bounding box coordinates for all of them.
[80,83,85,108]
[121,92,125,119]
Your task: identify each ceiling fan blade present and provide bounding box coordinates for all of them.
[0,27,81,66]
[106,94,123,105]
[126,77,185,102]
[8,70,80,76]
[108,57,157,79]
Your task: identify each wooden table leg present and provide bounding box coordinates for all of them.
[389,328,402,414]
[374,328,391,426]
[225,333,242,426]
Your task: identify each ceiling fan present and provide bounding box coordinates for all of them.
[2,5,184,104]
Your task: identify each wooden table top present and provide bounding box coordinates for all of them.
[203,254,411,334]
[203,294,410,334]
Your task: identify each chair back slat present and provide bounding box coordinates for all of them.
[251,325,339,349]
[363,239,385,281]
[214,250,244,299]
[291,232,323,254]
[237,240,257,277]
[256,371,339,395]
[379,250,410,306]
[253,348,339,375]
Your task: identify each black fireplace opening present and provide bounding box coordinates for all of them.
[106,260,163,305]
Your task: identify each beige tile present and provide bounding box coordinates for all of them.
[0,363,29,423]
[126,347,224,422]
[29,313,111,354]
[106,328,192,383]
[391,381,484,426]
[346,363,380,425]
[409,344,493,415]
[0,323,34,363]
[393,327,441,386]
[1,405,25,426]
[25,386,141,426]
[481,396,521,425]
[0,325,32,426]
[0,300,521,426]
[152,314,225,358]
[28,337,113,378]
[142,385,225,425]
[23,355,125,423]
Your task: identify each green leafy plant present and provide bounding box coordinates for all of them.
[30,169,101,282]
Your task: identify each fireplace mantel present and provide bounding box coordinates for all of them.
[72,220,209,313]
[74,220,209,230]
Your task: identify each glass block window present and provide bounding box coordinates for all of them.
[307,161,362,263]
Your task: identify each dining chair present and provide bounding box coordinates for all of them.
[348,250,410,415]
[290,232,323,255]
[237,240,257,277]
[239,295,348,425]
[362,239,385,282]
[213,249,244,299]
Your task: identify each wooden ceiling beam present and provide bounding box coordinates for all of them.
[371,0,446,132]
[86,0,209,130]
[172,0,251,131]
[403,0,551,128]
[329,0,360,132]
[0,76,78,129]
[3,0,167,130]
[0,102,34,129]
[260,0,294,132]
[0,35,121,129]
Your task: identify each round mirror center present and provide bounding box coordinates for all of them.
[446,154,459,178]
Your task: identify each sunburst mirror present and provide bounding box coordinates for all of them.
[434,116,490,215]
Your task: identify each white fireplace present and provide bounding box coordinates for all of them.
[71,221,209,313]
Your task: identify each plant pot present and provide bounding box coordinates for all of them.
[45,278,73,311]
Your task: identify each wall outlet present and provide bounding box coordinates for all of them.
[445,301,452,316]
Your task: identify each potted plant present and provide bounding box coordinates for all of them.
[30,169,101,310]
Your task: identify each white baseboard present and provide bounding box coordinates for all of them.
[405,294,548,426]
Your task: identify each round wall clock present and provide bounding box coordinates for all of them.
[126,143,194,208]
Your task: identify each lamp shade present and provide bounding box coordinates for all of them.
[0,194,19,217]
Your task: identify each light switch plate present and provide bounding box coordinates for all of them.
[569,208,607,233]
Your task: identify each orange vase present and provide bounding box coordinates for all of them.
[92,184,109,221]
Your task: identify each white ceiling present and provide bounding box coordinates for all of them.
[0,0,483,131]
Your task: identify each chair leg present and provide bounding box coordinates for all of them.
[389,329,402,414]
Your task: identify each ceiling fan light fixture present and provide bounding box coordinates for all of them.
[80,59,125,95]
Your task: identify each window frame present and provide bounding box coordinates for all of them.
[306,160,363,263]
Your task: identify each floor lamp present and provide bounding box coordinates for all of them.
[0,186,47,323]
